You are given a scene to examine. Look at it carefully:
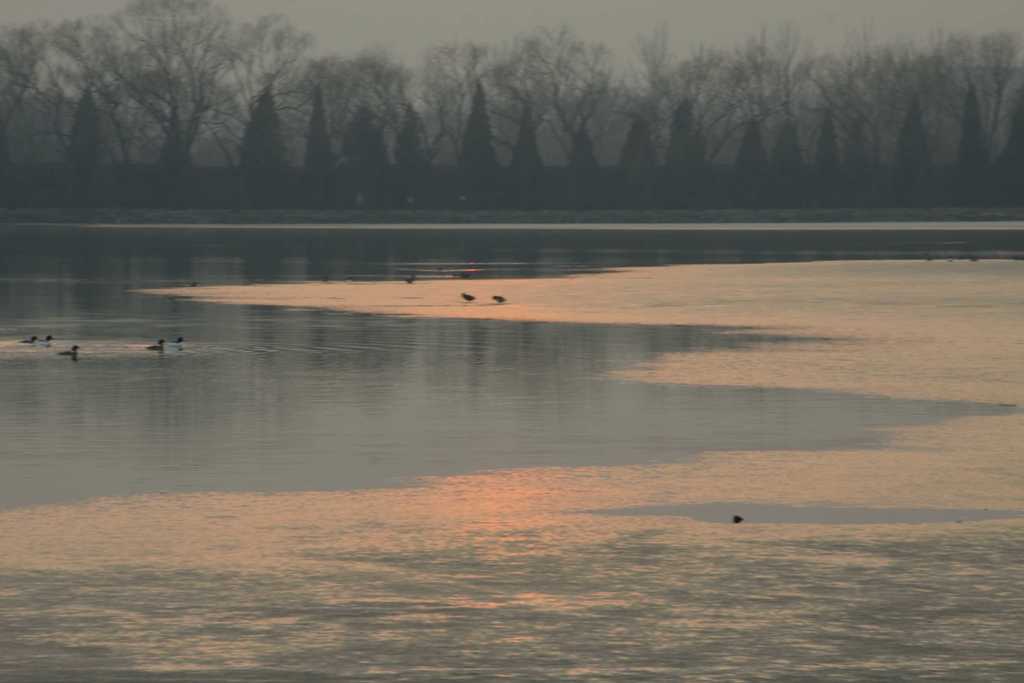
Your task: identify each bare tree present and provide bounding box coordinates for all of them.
[416,41,490,163]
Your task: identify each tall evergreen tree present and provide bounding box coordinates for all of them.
[844,116,873,206]
[569,124,600,209]
[955,85,988,206]
[68,91,101,207]
[814,109,841,207]
[343,104,389,207]
[733,119,767,207]
[996,98,1024,205]
[509,104,544,208]
[893,97,932,206]
[240,88,287,208]
[0,127,10,209]
[618,117,657,207]
[663,100,708,208]
[304,85,334,208]
[459,82,500,206]
[769,118,805,208]
[394,104,430,207]
[159,107,191,208]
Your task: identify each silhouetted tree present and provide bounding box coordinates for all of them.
[844,117,873,207]
[618,117,656,207]
[240,89,287,208]
[769,118,804,208]
[459,82,500,206]
[394,104,430,207]
[662,100,707,208]
[304,85,334,208]
[569,124,600,209]
[814,109,841,207]
[955,85,989,206]
[67,91,101,207]
[996,98,1024,205]
[733,119,767,207]
[343,104,389,207]
[509,104,544,208]
[159,107,192,208]
[0,129,10,209]
[893,97,932,206]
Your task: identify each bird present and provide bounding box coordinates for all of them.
[147,339,166,352]
[36,335,54,348]
[19,336,38,345]
[405,273,417,284]
[58,345,80,360]
[492,296,507,304]
[171,337,185,351]
[732,515,744,524]
[461,293,476,303]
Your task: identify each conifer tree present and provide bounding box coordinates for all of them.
[814,109,840,207]
[893,97,932,206]
[394,104,430,206]
[769,118,804,208]
[569,124,599,209]
[618,117,657,207]
[733,119,767,207]
[343,104,389,207]
[240,89,287,208]
[0,129,10,209]
[663,100,707,208]
[844,116,873,206]
[304,85,334,208]
[955,85,988,206]
[68,91,101,207]
[459,82,499,206]
[996,98,1024,205]
[509,104,544,208]
[159,107,191,208]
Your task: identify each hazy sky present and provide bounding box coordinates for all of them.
[6,0,1024,61]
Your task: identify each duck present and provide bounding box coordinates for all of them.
[492,296,507,304]
[461,293,476,303]
[171,337,185,351]
[36,335,54,348]
[19,336,38,345]
[58,345,80,360]
[147,339,166,352]
[732,515,745,524]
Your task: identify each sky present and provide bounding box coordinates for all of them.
[5,0,1024,62]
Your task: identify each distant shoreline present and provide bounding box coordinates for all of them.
[6,207,1024,227]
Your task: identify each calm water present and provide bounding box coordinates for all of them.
[1,224,1023,681]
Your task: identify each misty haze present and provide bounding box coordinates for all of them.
[1,1,1023,681]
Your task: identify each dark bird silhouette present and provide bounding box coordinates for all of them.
[147,339,166,352]
[58,345,80,360]
[405,273,417,284]
[461,293,476,303]
[733,515,744,524]
[492,296,507,304]
[19,336,38,344]
[171,337,185,351]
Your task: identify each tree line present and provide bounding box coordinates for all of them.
[2,0,1024,211]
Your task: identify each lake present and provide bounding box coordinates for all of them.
[1,224,1023,681]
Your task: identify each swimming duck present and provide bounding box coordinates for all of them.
[58,345,80,360]
[147,339,166,352]
[171,337,185,351]
[19,336,38,345]
[461,293,476,303]
[36,335,54,348]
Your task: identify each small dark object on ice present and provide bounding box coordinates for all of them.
[461,293,476,302]
[733,515,744,524]
[493,296,507,304]
[405,273,417,284]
